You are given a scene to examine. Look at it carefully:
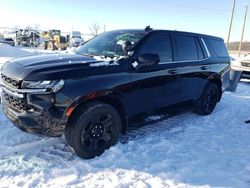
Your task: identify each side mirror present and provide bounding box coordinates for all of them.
[122,41,133,53]
[135,53,160,69]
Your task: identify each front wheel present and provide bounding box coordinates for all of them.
[195,82,220,115]
[48,42,56,51]
[65,102,121,159]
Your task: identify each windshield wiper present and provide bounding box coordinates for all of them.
[102,51,121,59]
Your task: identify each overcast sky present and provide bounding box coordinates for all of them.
[0,0,249,41]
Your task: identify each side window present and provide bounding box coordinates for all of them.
[175,35,198,61]
[139,34,173,63]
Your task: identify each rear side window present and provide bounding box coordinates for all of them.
[139,34,173,63]
[175,36,198,61]
[207,38,228,57]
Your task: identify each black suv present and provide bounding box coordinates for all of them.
[0,28,231,159]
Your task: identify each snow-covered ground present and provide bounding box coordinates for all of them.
[0,44,250,188]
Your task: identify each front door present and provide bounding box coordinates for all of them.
[127,33,180,116]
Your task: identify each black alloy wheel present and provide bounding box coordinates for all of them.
[195,82,220,115]
[80,113,113,152]
[65,102,121,159]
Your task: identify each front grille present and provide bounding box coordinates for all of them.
[1,74,22,89]
[2,91,29,112]
[241,62,250,67]
[241,71,250,79]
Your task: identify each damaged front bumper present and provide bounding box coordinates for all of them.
[0,82,72,137]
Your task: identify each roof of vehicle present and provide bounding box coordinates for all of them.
[108,29,223,41]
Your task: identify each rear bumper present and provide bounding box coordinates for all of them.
[231,64,250,75]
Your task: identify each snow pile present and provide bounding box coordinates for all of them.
[0,82,250,187]
[0,43,33,66]
[0,43,31,58]
[0,44,61,67]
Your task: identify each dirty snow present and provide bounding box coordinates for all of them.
[0,44,250,188]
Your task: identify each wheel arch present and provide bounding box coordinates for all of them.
[208,74,222,101]
[65,90,127,135]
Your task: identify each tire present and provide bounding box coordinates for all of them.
[43,42,48,50]
[194,82,220,115]
[48,42,55,51]
[64,102,121,159]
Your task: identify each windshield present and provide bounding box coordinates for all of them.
[76,31,146,58]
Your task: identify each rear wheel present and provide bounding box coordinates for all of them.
[65,102,121,159]
[195,82,220,115]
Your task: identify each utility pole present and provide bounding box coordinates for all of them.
[227,0,236,48]
[238,5,248,57]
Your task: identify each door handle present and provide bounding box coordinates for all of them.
[168,69,178,74]
[201,66,209,70]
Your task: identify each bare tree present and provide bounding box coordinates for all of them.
[25,25,33,31]
[89,22,101,37]
[34,24,40,32]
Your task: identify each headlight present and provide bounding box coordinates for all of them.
[23,80,65,92]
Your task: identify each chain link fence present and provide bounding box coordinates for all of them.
[0,26,94,48]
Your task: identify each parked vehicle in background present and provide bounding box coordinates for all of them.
[3,32,17,46]
[0,37,15,46]
[70,31,84,47]
[231,53,250,78]
[42,30,69,50]
[4,29,41,47]
[0,27,233,159]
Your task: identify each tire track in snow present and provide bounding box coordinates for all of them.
[0,137,61,158]
[7,112,189,162]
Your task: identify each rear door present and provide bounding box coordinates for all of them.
[173,34,211,101]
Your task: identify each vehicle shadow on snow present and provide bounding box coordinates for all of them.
[32,102,194,163]
[119,102,194,144]
[0,102,192,161]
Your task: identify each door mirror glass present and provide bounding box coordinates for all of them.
[135,53,160,69]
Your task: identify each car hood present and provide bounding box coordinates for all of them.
[1,53,124,81]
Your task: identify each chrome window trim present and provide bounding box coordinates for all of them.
[159,58,209,65]
[201,38,211,58]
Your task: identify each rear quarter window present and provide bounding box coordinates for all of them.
[207,38,228,57]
